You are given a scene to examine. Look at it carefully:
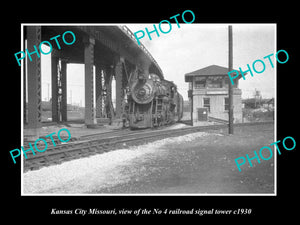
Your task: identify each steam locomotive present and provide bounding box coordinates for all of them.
[125,73,183,129]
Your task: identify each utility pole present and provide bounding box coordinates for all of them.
[47,83,50,101]
[228,25,234,134]
[70,89,72,106]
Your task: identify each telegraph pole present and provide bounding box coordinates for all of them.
[228,25,234,134]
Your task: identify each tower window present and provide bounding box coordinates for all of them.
[203,97,210,112]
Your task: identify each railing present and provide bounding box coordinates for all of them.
[77,25,163,77]
[119,25,163,77]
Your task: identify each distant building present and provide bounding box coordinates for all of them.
[265,98,274,111]
[185,65,245,125]
[243,98,274,110]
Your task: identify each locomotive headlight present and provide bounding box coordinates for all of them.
[137,88,146,97]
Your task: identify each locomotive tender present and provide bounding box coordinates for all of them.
[126,72,183,129]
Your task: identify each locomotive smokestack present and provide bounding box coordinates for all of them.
[138,74,146,80]
[137,72,148,83]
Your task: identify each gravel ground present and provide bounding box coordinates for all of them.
[23,123,274,195]
[23,131,211,194]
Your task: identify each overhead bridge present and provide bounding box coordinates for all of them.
[23,25,164,129]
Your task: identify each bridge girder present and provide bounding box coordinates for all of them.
[24,25,163,128]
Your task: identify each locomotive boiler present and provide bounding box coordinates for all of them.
[126,73,183,129]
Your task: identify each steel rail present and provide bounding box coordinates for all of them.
[23,121,273,172]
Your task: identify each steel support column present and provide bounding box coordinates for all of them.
[114,60,123,118]
[104,65,114,119]
[51,57,67,122]
[84,37,96,125]
[95,64,103,118]
[26,26,42,128]
[23,26,27,125]
[60,60,67,122]
[51,56,59,122]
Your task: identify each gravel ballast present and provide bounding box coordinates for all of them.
[23,131,212,194]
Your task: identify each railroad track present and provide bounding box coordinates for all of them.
[23,121,273,172]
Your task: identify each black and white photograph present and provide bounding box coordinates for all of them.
[4,6,298,220]
[20,23,276,195]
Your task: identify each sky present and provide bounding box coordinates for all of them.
[127,23,276,100]
[40,24,276,105]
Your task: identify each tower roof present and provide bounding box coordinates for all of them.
[185,65,245,82]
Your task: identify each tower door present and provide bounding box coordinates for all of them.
[197,108,208,121]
